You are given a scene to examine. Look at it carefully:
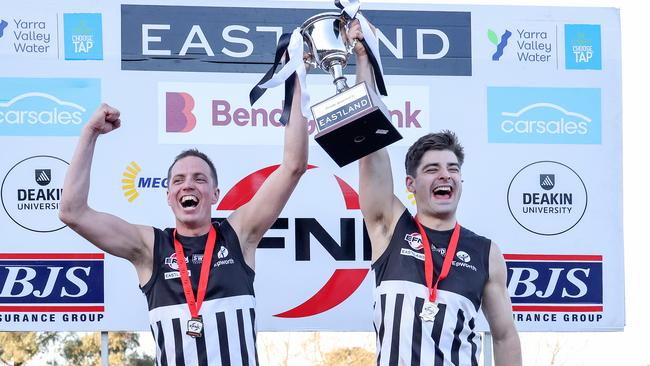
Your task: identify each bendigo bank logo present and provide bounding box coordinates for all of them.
[0,253,105,315]
[166,92,196,132]
[506,254,603,322]
[216,164,370,318]
[1,155,68,233]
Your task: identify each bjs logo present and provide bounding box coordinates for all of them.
[0,254,104,306]
[505,254,603,311]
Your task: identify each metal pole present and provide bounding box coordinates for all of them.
[101,331,109,366]
[483,331,493,366]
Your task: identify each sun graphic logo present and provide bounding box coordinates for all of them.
[121,161,141,202]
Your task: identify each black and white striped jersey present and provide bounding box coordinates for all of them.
[140,220,258,366]
[372,209,491,366]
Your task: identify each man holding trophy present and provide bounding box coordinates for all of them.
[59,79,309,364]
[347,17,523,366]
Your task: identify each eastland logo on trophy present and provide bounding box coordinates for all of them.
[250,0,402,167]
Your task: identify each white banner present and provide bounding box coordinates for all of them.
[0,0,622,332]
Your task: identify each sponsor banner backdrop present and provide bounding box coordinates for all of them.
[0,1,621,333]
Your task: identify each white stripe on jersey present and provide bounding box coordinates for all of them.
[149,295,257,366]
[374,280,482,366]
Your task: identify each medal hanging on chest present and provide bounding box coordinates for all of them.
[415,217,460,322]
[173,226,217,338]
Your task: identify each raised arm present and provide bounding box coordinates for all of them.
[349,20,405,262]
[228,79,308,268]
[58,104,154,285]
[482,242,522,366]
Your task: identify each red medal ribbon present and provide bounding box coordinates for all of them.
[415,217,461,303]
[173,225,217,319]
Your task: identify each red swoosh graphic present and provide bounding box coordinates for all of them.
[274,268,369,318]
[334,175,360,210]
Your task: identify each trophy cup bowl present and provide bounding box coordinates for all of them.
[300,12,402,167]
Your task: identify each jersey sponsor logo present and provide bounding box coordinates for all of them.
[456,251,471,262]
[0,253,105,313]
[164,270,191,280]
[163,253,188,271]
[404,232,423,250]
[214,246,234,267]
[191,253,203,264]
[400,248,424,261]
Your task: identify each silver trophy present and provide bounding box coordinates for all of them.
[301,12,402,167]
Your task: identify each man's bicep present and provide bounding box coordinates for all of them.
[69,208,153,263]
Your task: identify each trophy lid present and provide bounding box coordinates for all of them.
[300,12,344,32]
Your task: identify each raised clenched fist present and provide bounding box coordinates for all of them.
[86,103,121,135]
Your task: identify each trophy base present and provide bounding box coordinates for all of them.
[314,106,401,167]
[312,82,402,167]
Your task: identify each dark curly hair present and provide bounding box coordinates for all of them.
[404,130,464,177]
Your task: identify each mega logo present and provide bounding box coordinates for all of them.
[0,253,104,313]
[216,165,371,319]
[158,82,428,145]
[63,13,103,60]
[506,254,603,316]
[564,24,602,70]
[121,161,168,203]
[0,78,100,136]
[1,155,68,233]
[121,5,471,75]
[487,87,601,144]
[507,161,587,236]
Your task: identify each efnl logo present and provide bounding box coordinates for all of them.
[565,24,601,70]
[0,78,100,136]
[487,28,511,60]
[64,13,103,60]
[488,87,601,144]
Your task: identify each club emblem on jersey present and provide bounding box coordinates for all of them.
[404,233,423,250]
[192,253,204,264]
[217,246,229,259]
[164,252,188,270]
[456,251,471,263]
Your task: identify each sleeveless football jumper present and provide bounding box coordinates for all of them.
[141,220,258,366]
[372,209,491,366]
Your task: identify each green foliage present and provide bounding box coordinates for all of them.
[61,332,154,366]
[317,347,374,366]
[487,29,499,45]
[0,332,58,366]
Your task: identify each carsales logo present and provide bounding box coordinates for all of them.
[216,164,370,319]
